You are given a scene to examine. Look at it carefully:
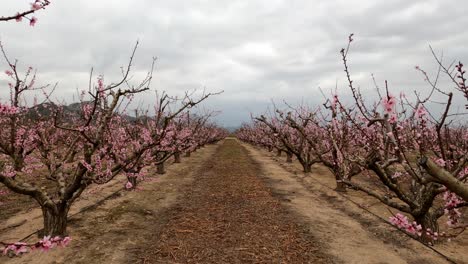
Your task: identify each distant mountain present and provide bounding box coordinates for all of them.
[26,101,141,123]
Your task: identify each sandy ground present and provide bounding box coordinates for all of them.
[242,142,467,264]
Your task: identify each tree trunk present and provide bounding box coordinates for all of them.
[157,162,166,174]
[174,152,181,163]
[286,152,293,163]
[302,163,312,173]
[185,152,191,157]
[414,212,439,243]
[334,171,347,192]
[276,149,282,157]
[335,179,347,192]
[13,158,24,171]
[127,176,138,189]
[40,205,69,237]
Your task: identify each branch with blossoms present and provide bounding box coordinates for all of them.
[0,1,50,26]
[0,236,70,257]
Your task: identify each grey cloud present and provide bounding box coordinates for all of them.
[0,0,466,126]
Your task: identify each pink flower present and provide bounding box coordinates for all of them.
[435,158,446,167]
[125,181,133,189]
[15,13,23,22]
[391,172,402,179]
[80,160,93,171]
[31,2,42,10]
[61,237,71,247]
[39,236,53,251]
[30,17,38,27]
[382,95,396,114]
[415,105,426,118]
[5,70,13,76]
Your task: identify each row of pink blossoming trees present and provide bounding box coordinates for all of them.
[0,2,228,256]
[237,35,467,244]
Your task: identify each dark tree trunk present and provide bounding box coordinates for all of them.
[286,152,293,163]
[185,152,191,157]
[13,158,24,171]
[127,176,138,189]
[40,205,69,237]
[302,163,312,173]
[334,170,347,192]
[276,149,282,157]
[174,152,181,163]
[157,162,166,174]
[335,180,347,192]
[414,211,439,243]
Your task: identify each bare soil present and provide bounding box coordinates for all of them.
[138,137,332,263]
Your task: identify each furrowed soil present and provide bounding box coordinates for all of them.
[137,138,331,263]
[1,138,465,263]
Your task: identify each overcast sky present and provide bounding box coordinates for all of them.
[1,0,467,126]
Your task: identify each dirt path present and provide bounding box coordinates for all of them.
[242,142,457,264]
[139,138,332,263]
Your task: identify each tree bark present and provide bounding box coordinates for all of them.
[185,152,191,157]
[157,162,166,174]
[419,157,468,201]
[174,152,181,163]
[334,169,347,192]
[335,180,347,192]
[302,163,312,173]
[40,205,69,237]
[276,149,281,157]
[414,211,439,243]
[286,152,293,163]
[128,176,137,189]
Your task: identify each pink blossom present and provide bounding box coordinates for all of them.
[415,105,426,118]
[30,17,38,26]
[388,114,397,124]
[60,237,71,247]
[382,95,396,114]
[31,2,42,10]
[443,192,463,226]
[389,213,422,237]
[435,158,446,167]
[39,236,53,251]
[15,13,23,22]
[5,70,13,76]
[125,181,133,189]
[80,160,93,171]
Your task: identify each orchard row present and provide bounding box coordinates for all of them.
[0,40,227,256]
[237,35,467,244]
